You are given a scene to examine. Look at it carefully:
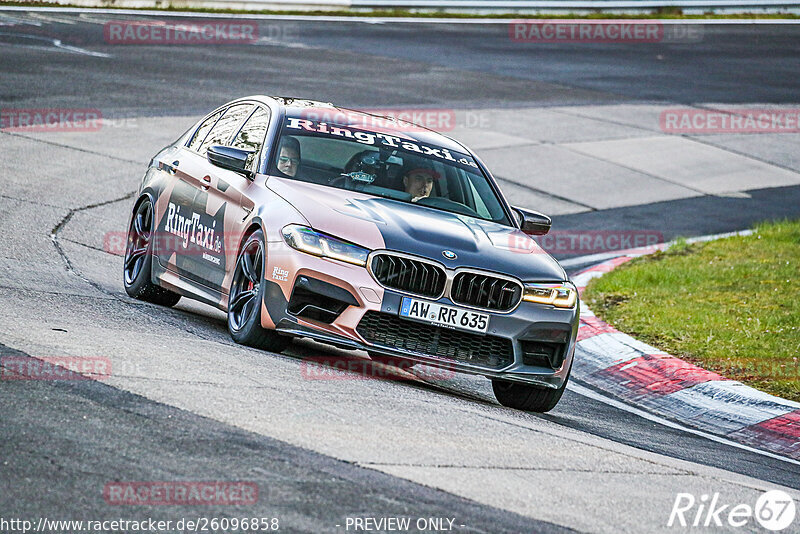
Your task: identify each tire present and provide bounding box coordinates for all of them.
[123,198,181,307]
[227,229,289,353]
[492,372,570,413]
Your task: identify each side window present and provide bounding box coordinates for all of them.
[231,107,271,170]
[197,103,254,156]
[231,107,270,151]
[188,110,223,152]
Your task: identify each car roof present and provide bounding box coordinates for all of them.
[245,95,472,155]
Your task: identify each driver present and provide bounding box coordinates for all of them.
[276,137,301,178]
[402,167,440,202]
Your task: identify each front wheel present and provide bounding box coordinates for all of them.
[491,373,569,413]
[227,229,289,353]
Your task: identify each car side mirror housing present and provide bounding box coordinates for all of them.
[207,145,255,179]
[513,206,551,236]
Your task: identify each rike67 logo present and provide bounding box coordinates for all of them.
[668,490,796,531]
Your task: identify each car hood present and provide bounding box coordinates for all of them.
[267,177,567,282]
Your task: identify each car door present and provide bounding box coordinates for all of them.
[153,107,224,274]
[159,102,254,289]
[193,104,270,293]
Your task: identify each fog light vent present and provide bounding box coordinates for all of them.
[521,340,566,370]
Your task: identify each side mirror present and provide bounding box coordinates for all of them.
[513,206,551,236]
[207,145,255,179]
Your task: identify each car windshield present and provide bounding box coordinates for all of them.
[269,116,511,224]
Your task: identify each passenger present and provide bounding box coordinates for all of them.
[402,167,439,202]
[276,137,301,178]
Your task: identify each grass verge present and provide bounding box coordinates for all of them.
[583,220,800,402]
[0,1,799,18]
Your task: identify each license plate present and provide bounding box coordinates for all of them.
[399,297,489,334]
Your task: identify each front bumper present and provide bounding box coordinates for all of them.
[263,248,579,389]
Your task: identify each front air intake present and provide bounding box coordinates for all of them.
[450,272,522,312]
[287,276,358,324]
[370,253,446,299]
[357,311,514,369]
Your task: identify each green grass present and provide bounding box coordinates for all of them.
[1,1,799,18]
[583,220,800,402]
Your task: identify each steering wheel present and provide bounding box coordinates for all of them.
[330,172,379,190]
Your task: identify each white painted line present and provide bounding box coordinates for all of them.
[0,12,42,25]
[2,7,800,24]
[54,39,112,57]
[562,252,637,268]
[0,31,112,56]
[684,228,755,243]
[563,250,647,268]
[27,11,79,24]
[568,381,800,467]
[571,268,607,287]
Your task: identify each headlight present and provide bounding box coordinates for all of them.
[523,282,577,308]
[281,225,370,266]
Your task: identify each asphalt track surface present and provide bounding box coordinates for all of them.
[1,11,800,533]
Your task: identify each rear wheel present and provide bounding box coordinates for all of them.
[227,229,289,353]
[123,198,181,307]
[492,373,569,413]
